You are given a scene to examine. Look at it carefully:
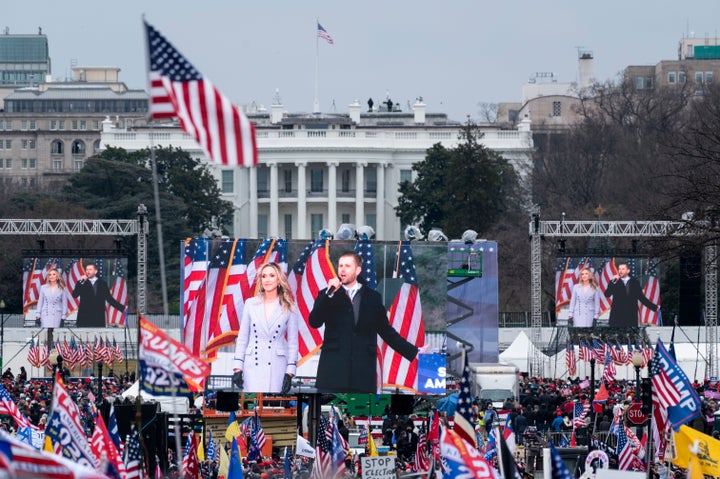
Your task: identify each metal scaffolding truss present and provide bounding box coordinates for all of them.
[529,216,718,378]
[0,207,149,315]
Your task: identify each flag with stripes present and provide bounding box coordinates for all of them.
[317,22,334,45]
[27,338,40,368]
[382,241,426,391]
[573,401,589,429]
[182,432,200,479]
[145,21,257,167]
[124,427,143,479]
[566,339,576,376]
[609,340,628,366]
[354,238,377,289]
[106,259,128,327]
[0,383,33,430]
[579,340,591,362]
[653,339,700,430]
[183,238,210,322]
[22,258,45,313]
[329,407,348,476]
[288,240,336,364]
[241,238,288,300]
[64,258,84,316]
[650,353,678,412]
[596,258,617,316]
[248,410,266,461]
[90,410,125,479]
[615,423,636,471]
[639,258,661,325]
[206,239,247,357]
[310,414,333,479]
[555,257,574,313]
[185,239,233,358]
[440,428,496,479]
[452,352,477,448]
[601,351,616,383]
[592,338,608,362]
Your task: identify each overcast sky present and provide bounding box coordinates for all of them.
[8,0,720,121]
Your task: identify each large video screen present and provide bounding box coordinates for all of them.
[555,256,661,329]
[181,238,447,395]
[22,256,129,328]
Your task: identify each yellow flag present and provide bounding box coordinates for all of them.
[198,434,205,462]
[225,420,240,443]
[671,425,720,478]
[368,435,378,457]
[218,442,230,479]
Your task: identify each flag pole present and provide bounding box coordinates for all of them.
[313,19,320,114]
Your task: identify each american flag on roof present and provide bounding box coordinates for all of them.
[639,258,661,325]
[206,238,247,357]
[288,240,336,364]
[145,21,257,167]
[382,241,425,392]
[317,22,334,45]
[106,259,128,327]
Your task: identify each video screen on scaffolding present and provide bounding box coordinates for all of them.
[22,256,129,329]
[181,238,448,395]
[554,255,661,329]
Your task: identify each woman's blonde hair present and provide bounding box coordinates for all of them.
[579,267,598,290]
[46,268,66,290]
[255,262,295,312]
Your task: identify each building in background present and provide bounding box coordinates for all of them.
[0,29,51,106]
[101,98,534,241]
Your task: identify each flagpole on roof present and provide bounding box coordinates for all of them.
[313,19,320,114]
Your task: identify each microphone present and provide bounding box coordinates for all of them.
[327,284,339,296]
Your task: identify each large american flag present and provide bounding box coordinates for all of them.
[145,21,257,167]
[452,352,477,447]
[650,358,670,461]
[183,238,210,321]
[573,401,589,429]
[106,259,128,327]
[288,240,336,364]
[124,428,142,479]
[639,258,661,325]
[615,423,635,470]
[596,258,617,316]
[22,258,44,313]
[206,239,247,357]
[310,414,333,479]
[64,258,84,316]
[317,22,334,45]
[555,257,574,313]
[184,240,233,358]
[0,384,33,429]
[382,241,425,391]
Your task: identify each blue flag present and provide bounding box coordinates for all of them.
[550,443,574,479]
[284,446,291,479]
[655,338,702,430]
[228,437,244,479]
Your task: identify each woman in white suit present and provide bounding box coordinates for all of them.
[36,269,68,328]
[568,267,601,328]
[232,262,299,393]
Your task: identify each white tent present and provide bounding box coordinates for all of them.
[120,380,190,414]
[499,331,550,374]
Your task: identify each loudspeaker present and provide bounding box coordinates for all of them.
[216,391,240,412]
[390,395,414,415]
[679,250,702,325]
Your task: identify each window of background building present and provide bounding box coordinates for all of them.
[284,169,292,193]
[71,140,85,155]
[635,77,644,89]
[0,159,3,169]
[21,140,27,150]
[679,71,687,84]
[668,72,676,84]
[223,216,234,235]
[5,159,11,169]
[341,169,351,192]
[29,120,36,130]
[21,159,27,170]
[58,120,65,130]
[258,214,268,238]
[49,120,57,131]
[365,167,377,194]
[696,71,704,84]
[365,213,376,232]
[29,140,35,150]
[706,72,714,84]
[221,170,234,193]
[21,120,27,130]
[310,168,324,192]
[284,214,293,239]
[92,120,100,130]
[341,213,350,224]
[5,121,11,131]
[80,120,87,130]
[74,159,83,171]
[51,140,63,154]
[93,140,101,154]
[311,213,324,238]
[400,169,412,184]
[552,101,562,116]
[257,168,268,193]
[5,140,11,149]
[29,159,36,169]
[53,158,63,170]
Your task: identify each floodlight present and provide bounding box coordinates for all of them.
[427,228,448,242]
[403,225,424,241]
[319,229,334,240]
[461,229,478,244]
[356,225,375,240]
[335,223,356,240]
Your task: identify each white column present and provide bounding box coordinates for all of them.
[328,162,338,233]
[249,167,258,238]
[269,162,279,237]
[355,161,366,227]
[376,163,385,239]
[296,162,307,239]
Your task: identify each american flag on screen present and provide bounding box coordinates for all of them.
[27,338,40,368]
[65,258,84,316]
[106,259,128,327]
[206,239,247,357]
[317,22,334,45]
[555,257,574,313]
[639,258,661,325]
[183,238,210,335]
[185,240,233,358]
[596,258,617,316]
[354,238,377,289]
[145,21,257,167]
[22,258,44,313]
[382,241,425,392]
[288,240,336,364]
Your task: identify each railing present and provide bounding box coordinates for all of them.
[499,312,554,328]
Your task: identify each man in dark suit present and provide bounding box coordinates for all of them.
[604,261,658,328]
[72,263,125,327]
[309,251,425,392]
